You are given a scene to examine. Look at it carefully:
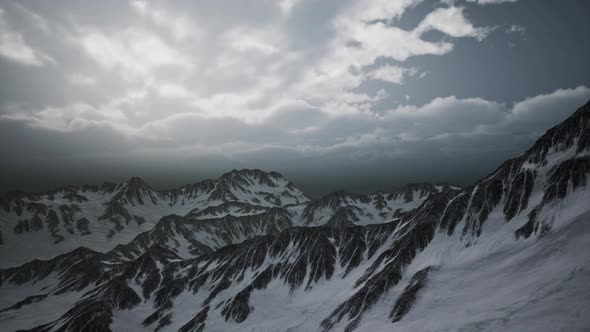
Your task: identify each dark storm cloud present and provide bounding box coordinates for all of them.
[0,0,588,197]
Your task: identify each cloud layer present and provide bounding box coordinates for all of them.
[0,0,589,195]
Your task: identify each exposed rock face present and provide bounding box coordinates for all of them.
[516,156,590,239]
[436,99,590,243]
[300,185,454,227]
[0,247,107,291]
[110,207,295,260]
[179,306,209,332]
[75,217,91,235]
[116,176,160,206]
[161,180,216,206]
[13,217,43,234]
[321,192,451,332]
[388,183,455,203]
[390,266,434,323]
[187,202,268,219]
[325,206,360,227]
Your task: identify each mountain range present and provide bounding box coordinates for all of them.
[0,100,589,331]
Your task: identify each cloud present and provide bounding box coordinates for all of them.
[1,102,128,133]
[1,0,585,194]
[0,8,53,66]
[155,83,193,99]
[466,0,518,4]
[278,0,301,15]
[78,28,193,81]
[0,0,495,130]
[287,3,492,115]
[68,74,96,87]
[506,24,525,34]
[415,6,492,41]
[343,0,420,23]
[6,85,587,157]
[130,1,201,41]
[503,86,590,133]
[366,65,417,84]
[14,81,584,169]
[13,3,50,33]
[2,81,588,194]
[223,26,282,56]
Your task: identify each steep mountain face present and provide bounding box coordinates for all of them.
[110,207,295,261]
[0,101,588,331]
[436,98,590,245]
[299,183,457,227]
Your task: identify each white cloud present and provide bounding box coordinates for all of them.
[278,0,301,15]
[506,24,526,36]
[8,84,587,160]
[366,65,417,84]
[0,8,53,66]
[415,6,492,40]
[0,0,497,132]
[156,83,193,99]
[288,2,490,114]
[0,0,548,163]
[131,1,201,41]
[1,102,128,132]
[78,28,194,81]
[467,0,518,4]
[504,86,590,132]
[342,0,421,23]
[224,27,282,56]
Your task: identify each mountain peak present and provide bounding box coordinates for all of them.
[210,169,307,206]
[220,168,285,181]
[110,176,158,206]
[521,98,589,165]
[216,169,288,190]
[125,176,148,187]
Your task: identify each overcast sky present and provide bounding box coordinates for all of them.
[0,0,589,197]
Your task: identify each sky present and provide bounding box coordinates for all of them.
[0,0,589,197]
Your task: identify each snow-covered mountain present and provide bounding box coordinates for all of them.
[0,168,437,268]
[0,169,309,267]
[0,100,589,331]
[298,183,459,227]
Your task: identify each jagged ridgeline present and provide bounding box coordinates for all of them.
[0,168,445,267]
[0,100,589,331]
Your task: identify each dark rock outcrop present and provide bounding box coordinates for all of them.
[390,266,434,322]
